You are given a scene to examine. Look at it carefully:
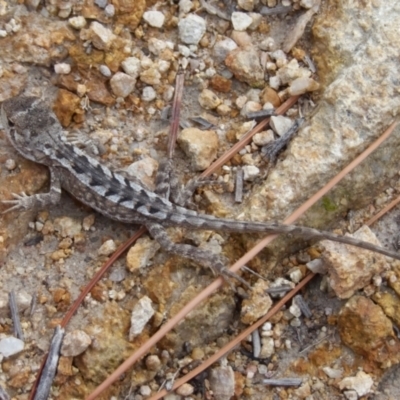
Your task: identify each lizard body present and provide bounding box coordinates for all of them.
[2,96,400,267]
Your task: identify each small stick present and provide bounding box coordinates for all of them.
[262,378,302,386]
[252,329,261,358]
[167,68,185,159]
[9,291,24,340]
[235,168,244,203]
[260,5,292,15]
[34,326,65,400]
[0,386,10,400]
[293,295,312,318]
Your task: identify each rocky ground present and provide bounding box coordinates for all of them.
[1,0,400,399]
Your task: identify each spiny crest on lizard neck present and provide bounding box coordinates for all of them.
[1,96,65,164]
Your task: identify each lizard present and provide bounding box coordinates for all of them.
[1,95,400,281]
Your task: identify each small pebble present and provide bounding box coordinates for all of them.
[104,4,115,17]
[242,165,260,181]
[121,57,141,78]
[198,89,221,110]
[99,64,112,77]
[61,330,91,357]
[129,296,155,340]
[270,115,293,136]
[68,16,87,29]
[145,355,161,371]
[110,72,136,97]
[94,0,107,8]
[231,11,253,31]
[98,239,117,256]
[139,386,152,396]
[0,337,24,358]
[142,86,157,102]
[5,159,17,170]
[178,14,206,45]
[54,63,71,75]
[143,10,165,28]
[176,383,194,396]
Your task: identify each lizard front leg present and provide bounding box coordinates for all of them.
[155,159,221,208]
[2,166,62,213]
[146,222,250,288]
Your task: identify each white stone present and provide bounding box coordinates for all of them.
[179,0,193,14]
[139,386,152,396]
[240,101,262,116]
[306,258,327,274]
[110,72,136,98]
[260,337,274,358]
[54,63,71,74]
[323,367,343,379]
[269,76,281,90]
[178,44,191,57]
[99,64,111,77]
[124,157,158,189]
[231,12,253,31]
[289,304,302,318]
[61,330,91,356]
[157,60,170,73]
[270,115,293,136]
[121,57,141,78]
[198,89,221,110]
[0,337,24,358]
[253,130,274,146]
[148,38,173,55]
[143,11,165,28]
[343,390,358,400]
[243,165,260,181]
[98,239,117,256]
[94,0,107,7]
[213,38,237,63]
[276,59,309,84]
[289,77,320,96]
[104,4,115,17]
[129,296,155,340]
[289,268,303,283]
[142,86,157,102]
[339,371,373,397]
[178,14,206,45]
[54,217,82,237]
[89,21,115,51]
[68,16,87,29]
[259,37,276,51]
[238,0,255,11]
[300,0,316,9]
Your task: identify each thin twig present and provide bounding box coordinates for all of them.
[0,386,10,400]
[365,194,400,226]
[34,326,65,400]
[262,378,302,386]
[235,167,244,203]
[167,68,185,159]
[252,329,261,358]
[9,290,24,340]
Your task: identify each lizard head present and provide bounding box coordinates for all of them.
[1,96,62,164]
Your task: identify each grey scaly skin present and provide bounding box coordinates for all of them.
[2,96,400,278]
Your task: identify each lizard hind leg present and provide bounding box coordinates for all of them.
[146,222,251,289]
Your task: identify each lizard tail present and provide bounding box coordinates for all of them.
[179,213,400,261]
